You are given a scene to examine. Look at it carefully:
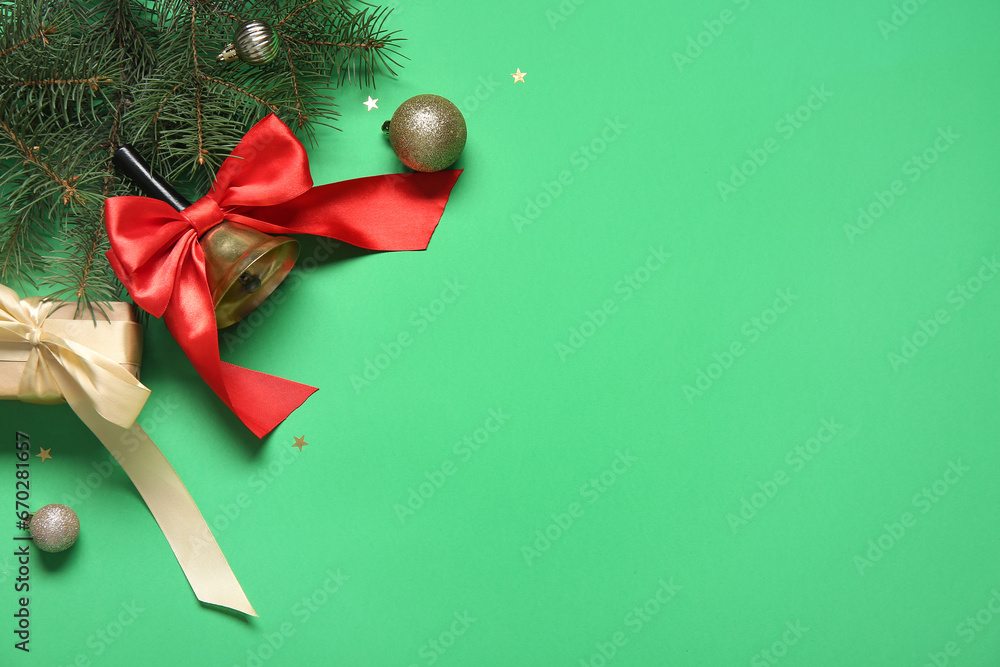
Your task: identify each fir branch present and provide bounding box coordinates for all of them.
[276,0,319,28]
[0,75,113,90]
[279,5,405,87]
[190,3,206,166]
[0,119,85,206]
[152,79,186,126]
[42,208,121,313]
[57,223,107,301]
[0,25,57,60]
[283,44,307,129]
[197,73,280,114]
[283,34,391,49]
[44,94,127,313]
[101,97,125,194]
[0,208,48,290]
[95,0,157,85]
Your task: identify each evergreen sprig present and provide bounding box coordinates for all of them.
[0,0,403,313]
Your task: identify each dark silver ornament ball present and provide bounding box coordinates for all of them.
[384,95,466,172]
[218,20,280,66]
[29,504,80,553]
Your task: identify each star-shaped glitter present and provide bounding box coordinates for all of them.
[511,68,526,83]
[36,447,52,462]
[363,96,379,111]
[292,436,309,451]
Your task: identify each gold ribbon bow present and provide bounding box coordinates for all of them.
[0,285,256,616]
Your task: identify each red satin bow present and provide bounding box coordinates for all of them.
[105,114,461,437]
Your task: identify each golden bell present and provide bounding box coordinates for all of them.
[200,221,299,329]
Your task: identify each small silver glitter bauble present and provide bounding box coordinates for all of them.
[29,504,80,553]
[217,20,280,65]
[384,94,466,172]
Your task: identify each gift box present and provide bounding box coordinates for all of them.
[0,299,141,402]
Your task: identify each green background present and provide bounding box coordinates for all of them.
[4,0,1000,664]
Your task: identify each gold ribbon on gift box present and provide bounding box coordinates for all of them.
[0,285,256,616]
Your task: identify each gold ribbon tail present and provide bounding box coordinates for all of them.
[58,368,257,617]
[103,422,259,617]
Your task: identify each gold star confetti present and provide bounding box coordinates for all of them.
[363,95,379,111]
[36,447,52,462]
[511,68,526,83]
[292,436,309,451]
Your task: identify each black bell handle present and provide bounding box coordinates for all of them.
[112,146,192,212]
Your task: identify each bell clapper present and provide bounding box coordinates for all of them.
[237,272,262,294]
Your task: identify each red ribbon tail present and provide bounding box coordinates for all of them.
[220,362,317,438]
[243,169,463,251]
[164,259,316,438]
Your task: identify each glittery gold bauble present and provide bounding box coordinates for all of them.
[217,20,280,65]
[29,504,80,553]
[385,94,466,172]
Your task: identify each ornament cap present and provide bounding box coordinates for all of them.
[217,43,239,64]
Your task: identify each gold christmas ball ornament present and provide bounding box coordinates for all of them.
[28,504,80,553]
[218,20,280,66]
[383,94,466,172]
